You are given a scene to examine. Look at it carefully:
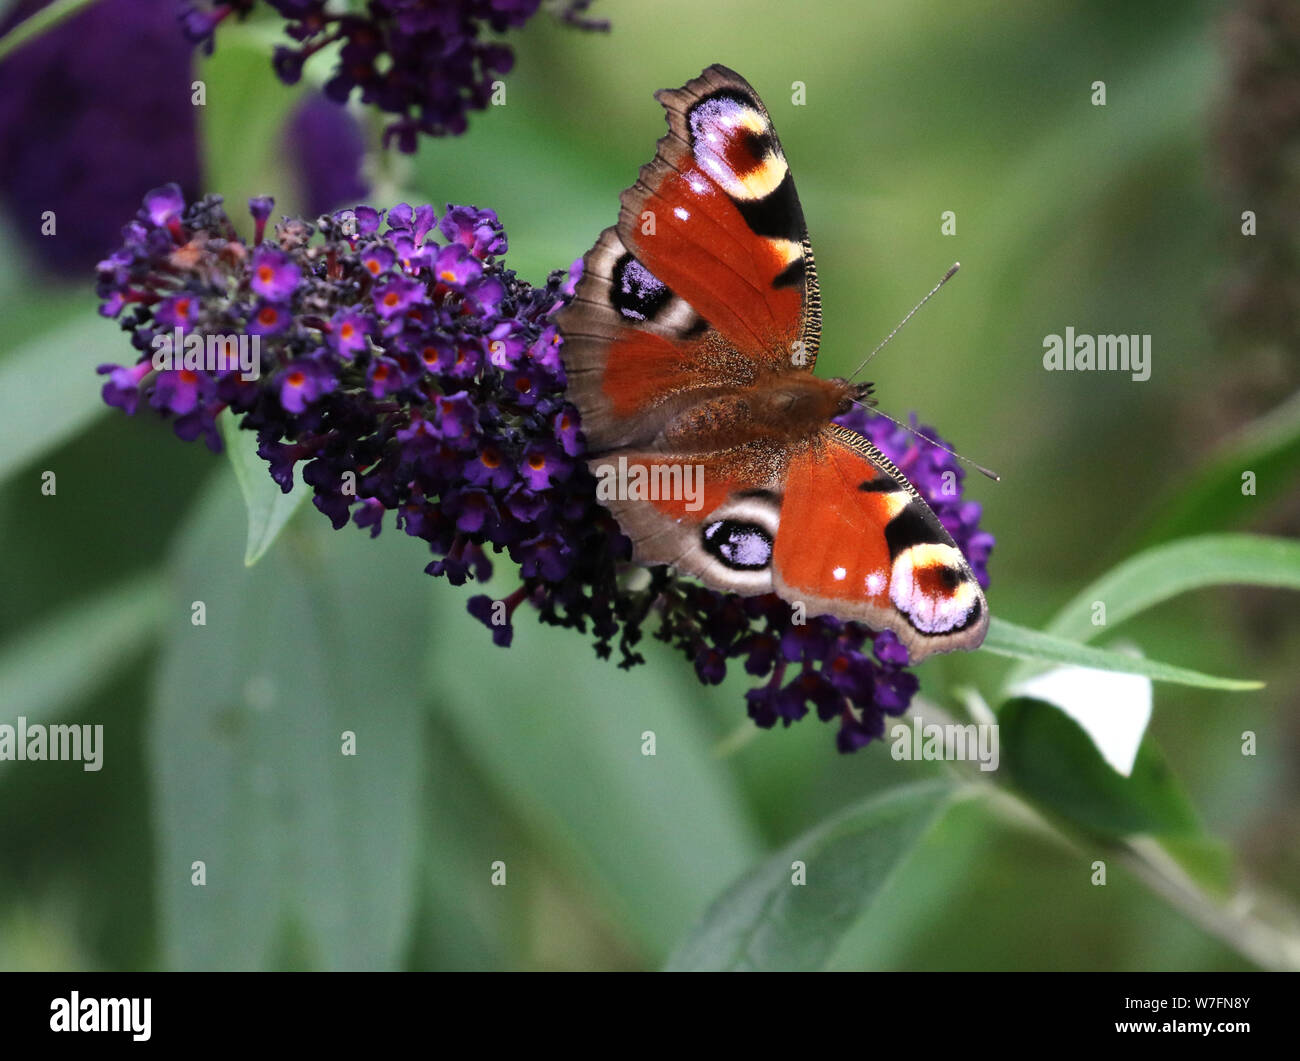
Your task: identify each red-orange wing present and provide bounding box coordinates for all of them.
[617,64,821,366]
[771,426,988,662]
[556,65,822,454]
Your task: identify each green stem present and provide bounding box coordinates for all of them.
[915,695,1300,970]
[362,104,410,206]
[0,0,102,64]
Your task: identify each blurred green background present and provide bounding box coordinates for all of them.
[0,0,1297,970]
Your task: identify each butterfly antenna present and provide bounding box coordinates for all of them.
[851,398,1001,482]
[848,262,961,382]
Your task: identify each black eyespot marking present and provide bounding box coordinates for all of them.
[936,566,962,591]
[884,502,949,559]
[703,519,773,571]
[611,254,671,322]
[681,317,711,340]
[773,256,805,290]
[859,477,902,493]
[735,169,803,241]
[737,126,777,168]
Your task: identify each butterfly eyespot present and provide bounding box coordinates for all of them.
[933,566,962,591]
[702,519,772,571]
[611,254,670,322]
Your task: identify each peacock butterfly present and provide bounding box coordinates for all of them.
[555,64,988,662]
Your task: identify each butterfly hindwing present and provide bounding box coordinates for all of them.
[587,424,987,662]
[587,444,783,597]
[771,426,988,660]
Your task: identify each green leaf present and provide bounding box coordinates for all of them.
[407,727,518,970]
[998,697,1199,838]
[151,476,428,969]
[1005,534,1300,688]
[0,576,163,760]
[1043,534,1300,645]
[0,313,115,483]
[218,409,306,565]
[665,780,953,971]
[983,616,1261,691]
[427,599,762,966]
[1132,392,1300,548]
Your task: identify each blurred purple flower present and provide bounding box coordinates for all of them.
[0,0,201,278]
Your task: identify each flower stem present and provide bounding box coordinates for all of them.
[0,0,101,63]
[915,695,1300,970]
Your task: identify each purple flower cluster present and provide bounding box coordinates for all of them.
[94,188,992,752]
[180,0,608,152]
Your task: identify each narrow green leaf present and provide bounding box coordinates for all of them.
[0,0,100,64]
[407,727,519,971]
[1043,534,1300,645]
[0,576,164,759]
[999,697,1199,838]
[151,476,428,970]
[217,409,306,565]
[983,617,1261,691]
[665,781,953,971]
[427,599,762,966]
[1005,534,1300,688]
[0,313,115,483]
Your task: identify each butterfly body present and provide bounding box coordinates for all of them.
[556,64,989,662]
